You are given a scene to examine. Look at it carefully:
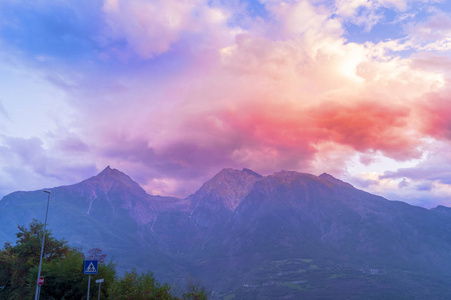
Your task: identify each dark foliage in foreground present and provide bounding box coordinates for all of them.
[0,220,207,299]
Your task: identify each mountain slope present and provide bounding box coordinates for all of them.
[2,167,451,298]
[0,167,187,275]
[198,171,451,298]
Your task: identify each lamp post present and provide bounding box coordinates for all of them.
[34,190,51,300]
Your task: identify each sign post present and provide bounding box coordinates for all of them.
[84,260,98,300]
[87,274,91,300]
[96,279,104,300]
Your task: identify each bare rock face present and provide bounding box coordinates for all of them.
[188,168,263,228]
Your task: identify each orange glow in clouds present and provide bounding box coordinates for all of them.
[1,0,451,207]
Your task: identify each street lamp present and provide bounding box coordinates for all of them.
[34,190,51,300]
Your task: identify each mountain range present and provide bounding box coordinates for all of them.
[2,166,451,299]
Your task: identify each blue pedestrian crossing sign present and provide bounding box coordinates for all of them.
[83,260,98,274]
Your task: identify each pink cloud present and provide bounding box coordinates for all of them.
[67,3,443,197]
[410,53,451,80]
[418,89,451,140]
[310,100,422,160]
[3,0,451,204]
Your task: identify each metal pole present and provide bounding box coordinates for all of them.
[98,282,101,300]
[87,274,91,300]
[34,190,51,300]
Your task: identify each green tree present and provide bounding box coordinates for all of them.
[182,284,208,300]
[108,270,209,300]
[109,269,174,300]
[0,242,15,299]
[0,219,71,299]
[32,248,116,300]
[33,249,86,299]
[1,221,207,299]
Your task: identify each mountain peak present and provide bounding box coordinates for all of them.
[214,168,263,179]
[206,168,263,189]
[95,166,135,182]
[242,168,262,177]
[269,170,318,185]
[79,166,147,197]
[97,165,121,177]
[192,168,263,212]
[430,205,451,216]
[319,173,354,188]
[100,165,112,173]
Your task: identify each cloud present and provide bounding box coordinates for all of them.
[411,53,451,76]
[353,140,451,207]
[309,100,421,160]
[418,89,451,140]
[100,0,234,60]
[57,137,90,153]
[1,0,451,205]
[335,0,385,31]
[0,134,97,197]
[267,0,343,37]
[408,10,451,41]
[380,141,451,183]
[55,0,447,196]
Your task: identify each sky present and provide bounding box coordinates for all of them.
[0,0,451,208]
